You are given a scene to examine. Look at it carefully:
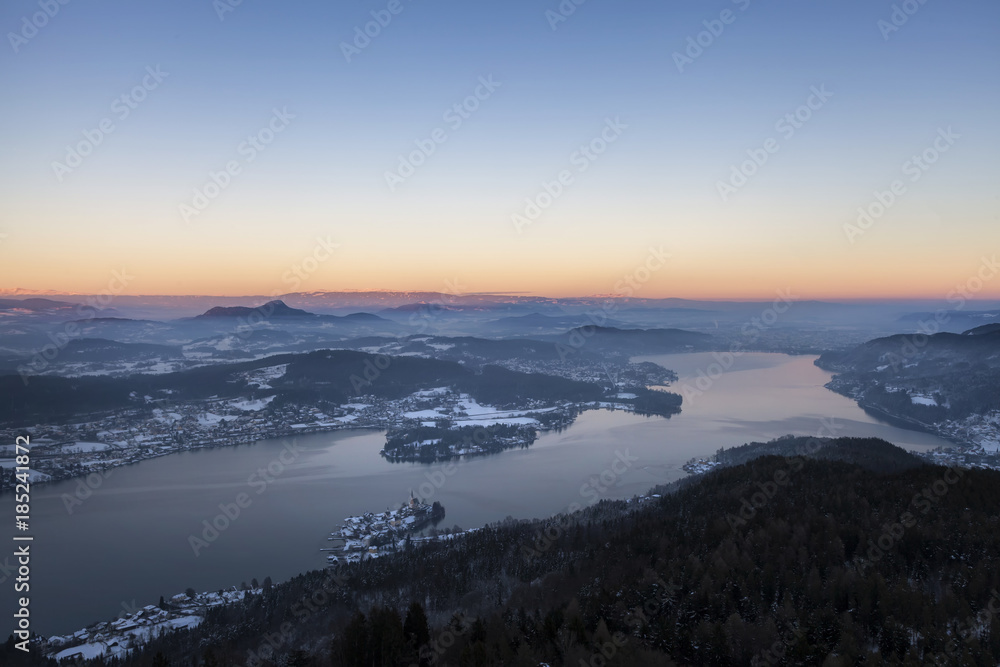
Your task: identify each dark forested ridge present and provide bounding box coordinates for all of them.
[9,438,1000,666]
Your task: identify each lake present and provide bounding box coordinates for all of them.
[2,353,956,636]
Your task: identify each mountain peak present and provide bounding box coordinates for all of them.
[196,300,314,319]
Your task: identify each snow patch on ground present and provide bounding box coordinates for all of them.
[404,409,448,419]
[153,410,183,423]
[228,396,275,411]
[60,442,112,453]
[980,439,1000,453]
[412,387,450,397]
[196,413,225,426]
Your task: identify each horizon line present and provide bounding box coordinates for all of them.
[2,290,999,304]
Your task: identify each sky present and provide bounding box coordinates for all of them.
[0,0,998,299]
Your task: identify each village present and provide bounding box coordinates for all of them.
[43,588,260,662]
[324,493,450,563]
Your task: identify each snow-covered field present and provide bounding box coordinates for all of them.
[196,412,225,426]
[910,394,938,406]
[450,395,541,426]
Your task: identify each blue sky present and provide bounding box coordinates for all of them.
[1,0,998,297]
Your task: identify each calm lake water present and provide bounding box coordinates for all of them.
[3,353,956,636]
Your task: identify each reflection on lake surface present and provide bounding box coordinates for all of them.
[6,353,956,635]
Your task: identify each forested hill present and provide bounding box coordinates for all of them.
[713,434,927,474]
[815,328,1000,424]
[0,349,607,426]
[10,438,1000,666]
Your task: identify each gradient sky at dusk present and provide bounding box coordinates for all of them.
[1,0,998,298]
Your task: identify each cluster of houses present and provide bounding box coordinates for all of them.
[326,493,445,563]
[45,588,258,661]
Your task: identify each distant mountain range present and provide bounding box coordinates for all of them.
[896,310,1000,333]
[194,300,393,325]
[0,297,77,311]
